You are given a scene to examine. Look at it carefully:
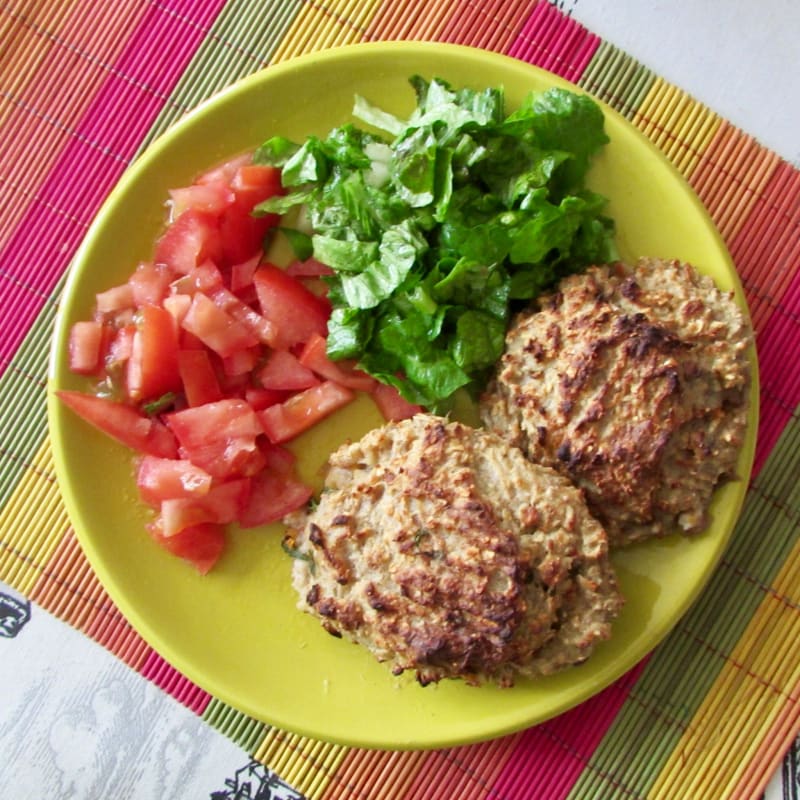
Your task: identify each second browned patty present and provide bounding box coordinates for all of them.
[284,414,622,687]
[480,258,753,547]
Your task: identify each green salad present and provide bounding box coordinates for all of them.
[254,77,616,411]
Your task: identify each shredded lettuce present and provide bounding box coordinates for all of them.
[254,77,617,411]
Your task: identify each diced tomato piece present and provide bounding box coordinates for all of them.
[96,282,134,315]
[129,262,175,307]
[370,381,423,422]
[136,456,213,506]
[68,320,107,376]
[230,254,262,293]
[200,478,252,524]
[253,264,330,349]
[286,258,335,278]
[186,436,266,480]
[167,399,263,450]
[177,349,223,406]
[238,469,313,528]
[258,380,354,444]
[169,179,234,217]
[219,203,275,267]
[218,165,283,266]
[259,440,297,474]
[210,286,276,346]
[154,209,222,275]
[148,518,226,574]
[196,153,252,186]
[106,324,136,368]
[216,370,251,399]
[162,293,191,324]
[244,387,289,411]
[56,390,178,458]
[221,347,259,377]
[231,164,283,208]
[127,304,181,402]
[160,477,251,536]
[257,349,319,391]
[180,292,260,358]
[298,333,376,392]
[170,261,225,297]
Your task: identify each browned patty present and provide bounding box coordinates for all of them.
[284,414,622,687]
[480,258,753,547]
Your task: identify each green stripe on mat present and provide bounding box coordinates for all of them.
[0,285,62,508]
[578,40,657,120]
[567,410,800,799]
[202,697,272,753]
[137,0,303,152]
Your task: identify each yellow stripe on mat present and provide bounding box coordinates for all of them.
[649,546,800,799]
[253,728,348,800]
[0,436,69,595]
[631,77,722,180]
[270,0,380,64]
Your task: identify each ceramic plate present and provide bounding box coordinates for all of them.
[48,42,758,750]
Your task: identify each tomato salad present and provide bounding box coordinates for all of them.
[58,154,420,574]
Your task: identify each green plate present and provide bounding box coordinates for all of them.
[48,42,759,750]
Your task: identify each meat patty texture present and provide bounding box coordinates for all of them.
[480,258,753,547]
[284,414,622,687]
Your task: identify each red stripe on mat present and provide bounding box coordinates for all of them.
[141,650,213,714]
[489,660,648,798]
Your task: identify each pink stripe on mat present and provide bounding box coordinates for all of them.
[0,0,225,374]
[141,650,213,715]
[506,1,600,82]
[750,264,800,475]
[490,660,649,798]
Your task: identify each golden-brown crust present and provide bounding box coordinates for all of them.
[285,414,622,687]
[480,258,753,547]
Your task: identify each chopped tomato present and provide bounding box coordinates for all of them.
[221,346,259,377]
[148,519,225,575]
[244,387,289,411]
[62,150,394,573]
[259,440,297,474]
[177,349,223,406]
[180,292,260,358]
[298,333,376,392]
[238,470,313,528]
[231,164,283,208]
[217,165,283,266]
[166,399,263,451]
[160,478,251,536]
[253,264,330,349]
[169,179,234,216]
[195,153,251,186]
[210,287,276,346]
[154,209,222,275]
[370,381,423,422]
[68,320,107,376]
[106,324,136,369]
[136,456,213,506]
[96,282,134,315]
[259,380,354,444]
[257,349,319,391]
[56,390,178,458]
[126,304,182,402]
[129,261,175,307]
[230,254,262,293]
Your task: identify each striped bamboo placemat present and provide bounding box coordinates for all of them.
[2,1,799,797]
